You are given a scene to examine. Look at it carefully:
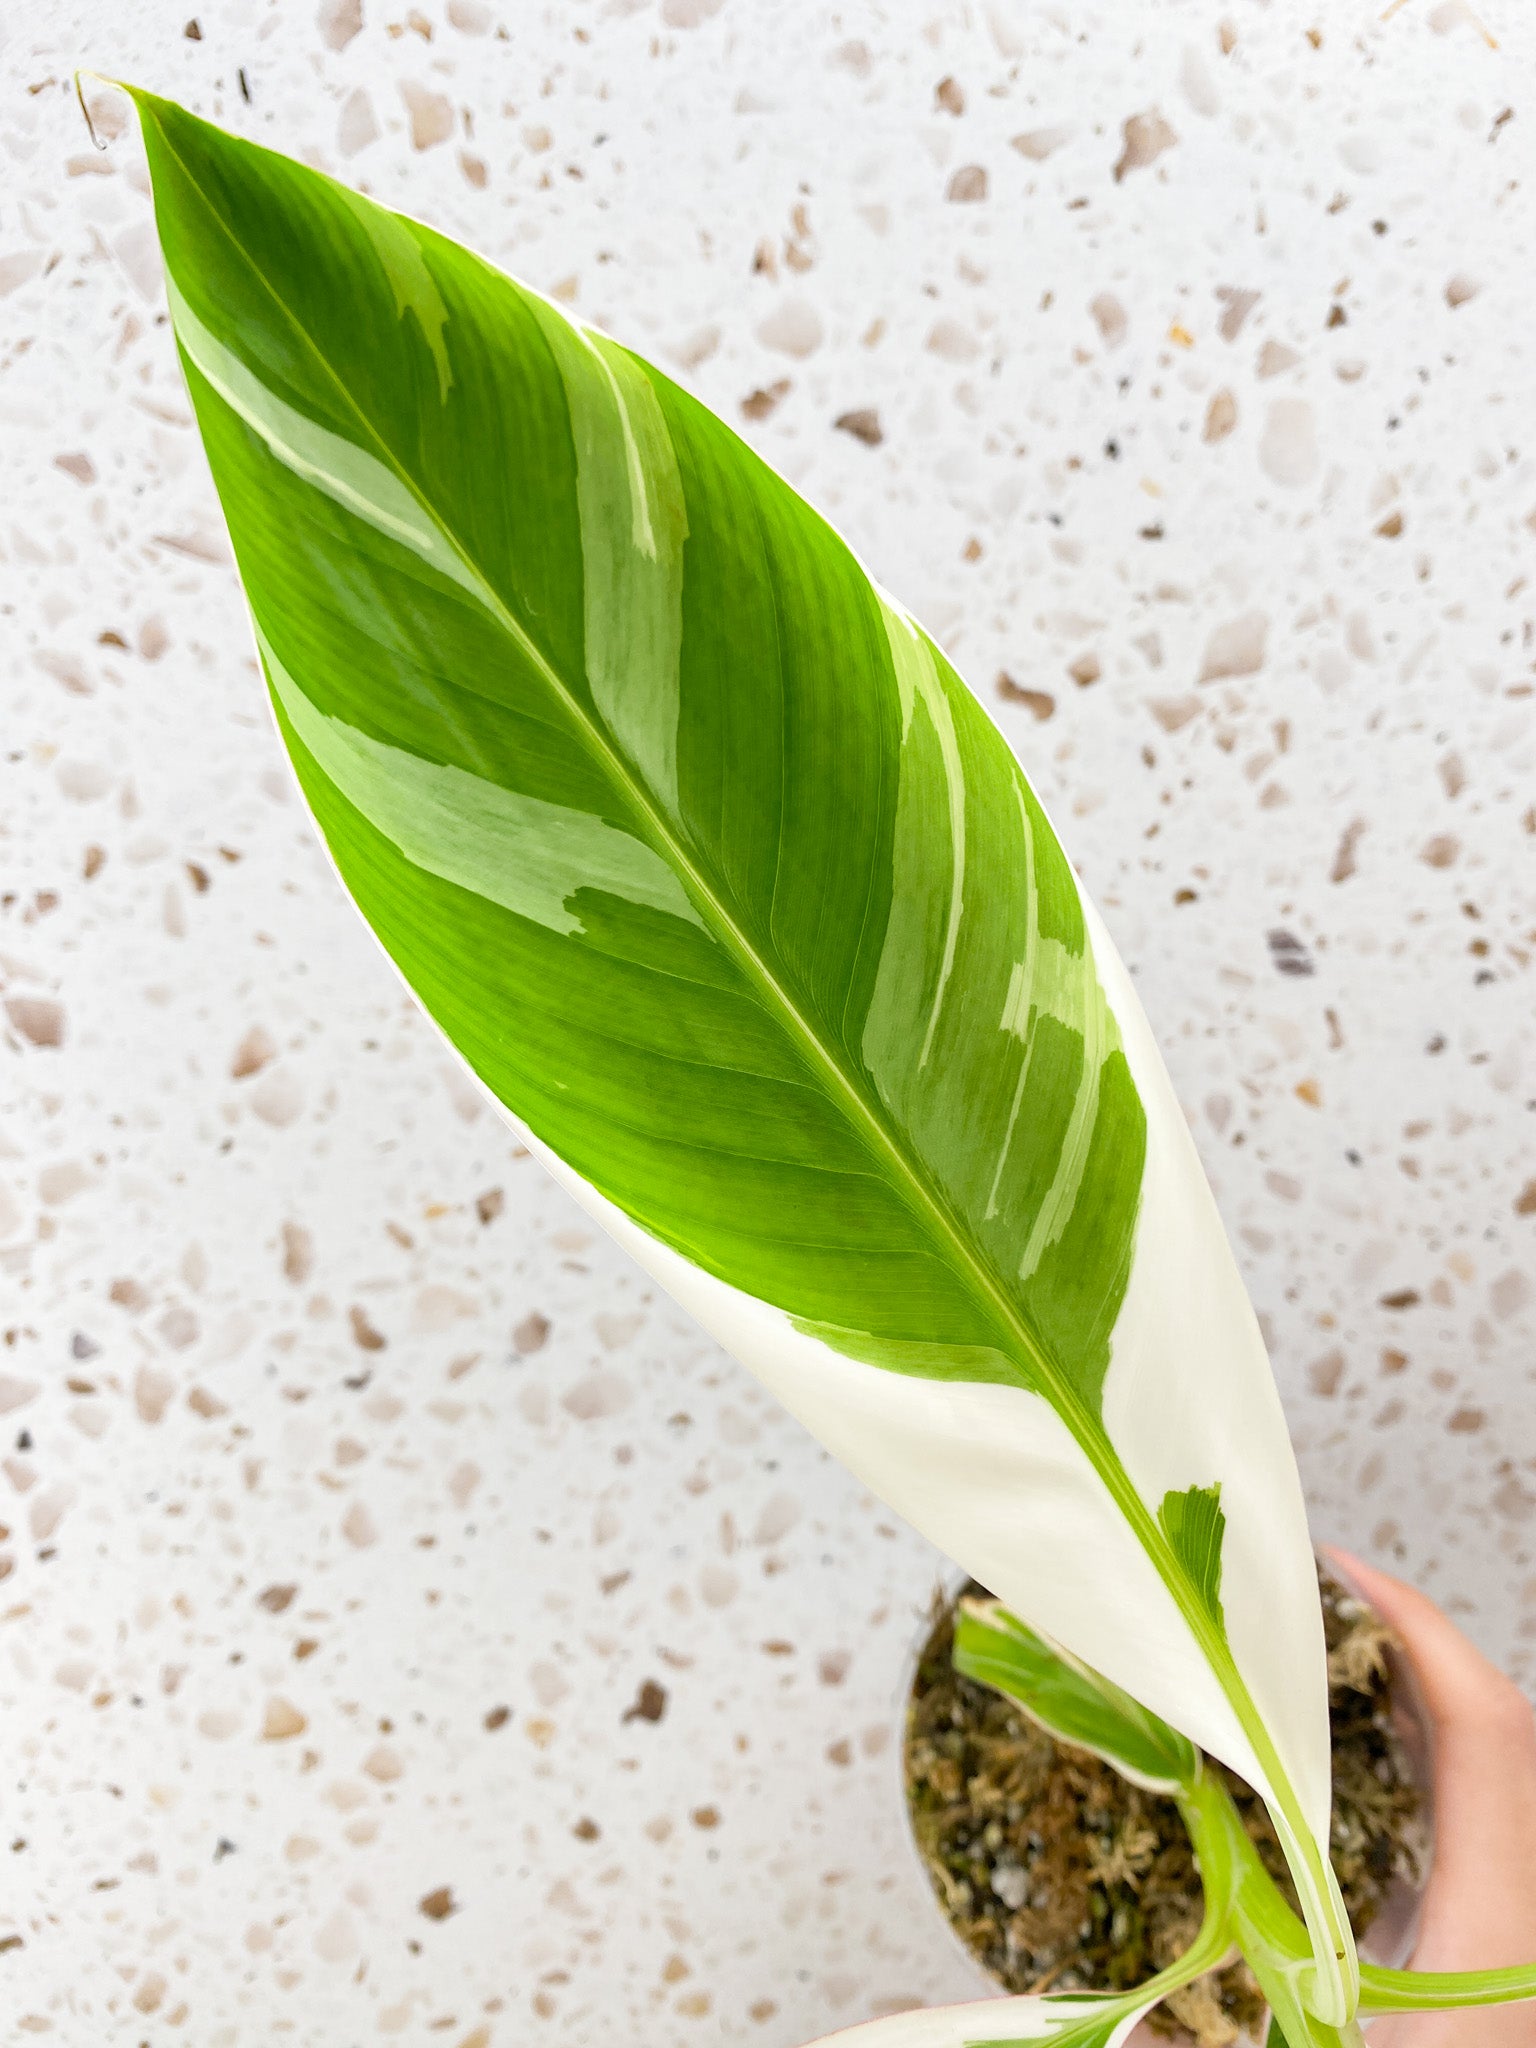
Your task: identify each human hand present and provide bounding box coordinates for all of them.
[1326,1548,1536,2047]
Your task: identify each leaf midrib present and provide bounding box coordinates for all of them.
[153,113,1347,1990]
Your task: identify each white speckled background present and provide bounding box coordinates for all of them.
[2,0,1534,2041]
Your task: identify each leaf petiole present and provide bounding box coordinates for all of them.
[1358,1958,1536,2014]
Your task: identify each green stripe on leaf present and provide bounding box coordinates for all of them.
[1158,1483,1228,1634]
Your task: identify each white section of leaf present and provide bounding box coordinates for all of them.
[524,301,688,814]
[497,1111,1266,1801]
[880,606,965,1070]
[797,1989,1150,2047]
[166,274,485,602]
[1087,880,1331,1847]
[260,631,705,937]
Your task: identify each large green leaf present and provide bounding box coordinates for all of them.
[119,88,1355,2020]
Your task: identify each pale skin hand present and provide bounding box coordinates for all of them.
[1326,1549,1536,2046]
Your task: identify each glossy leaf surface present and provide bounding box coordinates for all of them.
[953,1597,1199,1792]
[124,88,1353,2017]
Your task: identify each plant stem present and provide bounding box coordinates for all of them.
[1359,1960,1536,2013]
[1177,1763,1363,2047]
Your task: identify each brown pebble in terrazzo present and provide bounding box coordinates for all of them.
[996,674,1055,720]
[621,1679,667,1724]
[401,82,454,150]
[5,998,65,1050]
[1012,125,1071,160]
[946,165,987,202]
[474,1187,503,1224]
[1331,818,1367,882]
[562,1371,629,1420]
[1309,1349,1346,1397]
[1216,286,1260,340]
[418,1886,456,1920]
[572,1817,600,1841]
[1200,611,1267,681]
[262,1697,307,1741]
[1380,1289,1421,1310]
[1113,109,1177,182]
[934,76,964,116]
[690,1805,720,1829]
[348,1306,387,1351]
[1267,929,1314,977]
[1149,695,1200,733]
[1514,1179,1536,1216]
[512,1312,549,1354]
[229,1026,276,1079]
[257,1584,297,1614]
[1203,388,1238,442]
[741,380,789,420]
[280,1223,312,1284]
[1089,292,1128,347]
[1256,339,1302,380]
[834,408,883,447]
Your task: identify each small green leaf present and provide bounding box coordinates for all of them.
[953,1598,1199,1791]
[1158,1483,1227,1633]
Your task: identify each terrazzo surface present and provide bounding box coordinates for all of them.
[2,0,1535,2041]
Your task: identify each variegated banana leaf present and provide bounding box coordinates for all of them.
[120,89,1354,2018]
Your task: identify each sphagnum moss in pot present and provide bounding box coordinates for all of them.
[899,1558,1434,2047]
[93,84,1536,2048]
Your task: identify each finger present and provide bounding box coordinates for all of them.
[1326,1549,1536,2047]
[1321,1546,1524,1734]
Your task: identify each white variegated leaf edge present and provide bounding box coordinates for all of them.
[789,1989,1152,2048]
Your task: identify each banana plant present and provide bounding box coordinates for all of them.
[94,85,1536,2046]
[804,1603,1536,2048]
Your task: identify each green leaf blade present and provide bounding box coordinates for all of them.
[1159,1483,1229,1634]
